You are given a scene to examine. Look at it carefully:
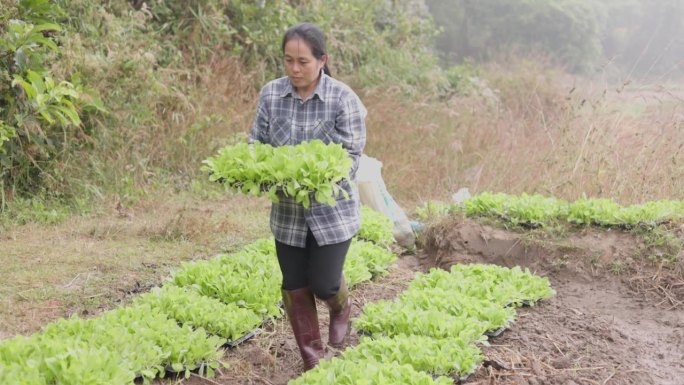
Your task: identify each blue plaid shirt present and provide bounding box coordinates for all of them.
[249,73,367,247]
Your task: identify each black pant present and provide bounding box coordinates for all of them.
[275,229,352,300]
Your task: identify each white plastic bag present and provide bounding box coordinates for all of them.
[357,155,415,249]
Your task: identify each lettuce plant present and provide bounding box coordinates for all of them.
[203,140,353,208]
[0,333,135,385]
[134,285,263,342]
[357,206,395,246]
[410,265,555,306]
[341,335,483,377]
[398,288,517,331]
[171,239,282,317]
[354,300,488,343]
[0,360,46,385]
[287,357,454,385]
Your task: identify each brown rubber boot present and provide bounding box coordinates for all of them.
[324,277,351,349]
[282,287,324,371]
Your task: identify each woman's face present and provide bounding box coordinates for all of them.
[283,37,326,97]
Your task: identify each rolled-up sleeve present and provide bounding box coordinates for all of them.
[336,93,367,180]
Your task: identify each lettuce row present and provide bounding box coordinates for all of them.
[0,335,133,385]
[326,263,556,384]
[410,264,556,306]
[357,206,395,246]
[134,285,263,342]
[341,335,483,378]
[417,192,684,228]
[0,304,224,384]
[354,300,489,343]
[288,358,453,385]
[170,238,283,317]
[0,233,399,384]
[344,239,398,287]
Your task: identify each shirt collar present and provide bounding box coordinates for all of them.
[279,70,329,102]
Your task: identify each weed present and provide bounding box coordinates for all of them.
[551,254,570,271]
[609,260,624,275]
[588,252,602,269]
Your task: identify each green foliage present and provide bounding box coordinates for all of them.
[465,192,568,227]
[0,234,400,384]
[426,0,603,72]
[341,335,483,377]
[354,263,554,345]
[0,334,132,385]
[0,1,102,199]
[568,198,684,227]
[288,358,454,385]
[398,288,517,331]
[444,264,556,306]
[424,193,684,229]
[0,194,72,225]
[144,0,444,91]
[354,300,490,342]
[202,140,353,208]
[443,60,481,96]
[357,205,395,246]
[135,285,263,342]
[171,238,284,317]
[344,239,397,287]
[334,263,554,385]
[0,359,46,385]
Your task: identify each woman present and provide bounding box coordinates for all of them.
[248,23,367,371]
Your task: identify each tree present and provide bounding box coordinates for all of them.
[425,0,603,72]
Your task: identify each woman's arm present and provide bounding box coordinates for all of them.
[335,92,367,180]
[248,94,269,144]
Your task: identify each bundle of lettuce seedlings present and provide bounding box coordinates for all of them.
[203,140,353,208]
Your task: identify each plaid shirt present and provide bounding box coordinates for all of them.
[249,73,367,247]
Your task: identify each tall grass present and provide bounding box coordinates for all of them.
[363,60,684,208]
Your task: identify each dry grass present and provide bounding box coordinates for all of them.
[0,193,270,337]
[362,62,684,209]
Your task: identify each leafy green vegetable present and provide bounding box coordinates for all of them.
[99,305,224,377]
[343,237,398,287]
[397,288,517,331]
[357,206,395,246]
[0,360,46,385]
[287,357,454,385]
[410,265,555,307]
[0,333,135,385]
[354,300,489,343]
[135,285,263,342]
[465,192,568,227]
[341,335,483,377]
[170,238,283,317]
[424,192,684,229]
[202,140,353,208]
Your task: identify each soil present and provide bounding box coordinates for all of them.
[425,220,684,385]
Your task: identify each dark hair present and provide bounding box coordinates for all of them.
[282,23,331,77]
